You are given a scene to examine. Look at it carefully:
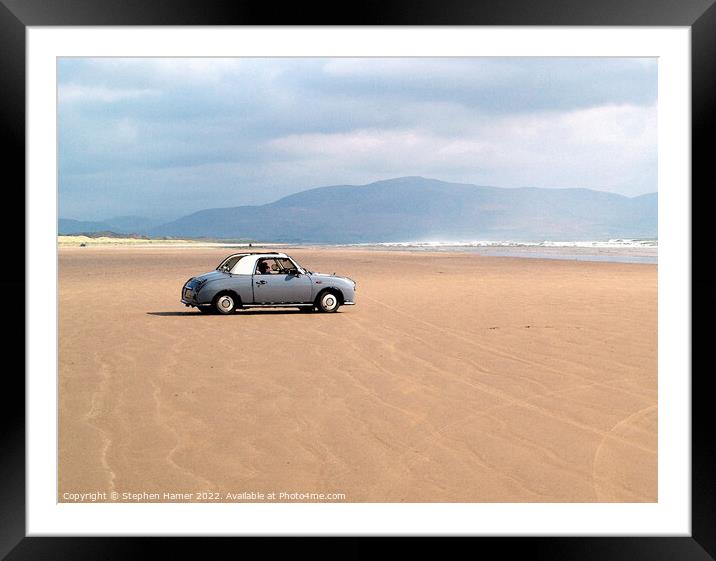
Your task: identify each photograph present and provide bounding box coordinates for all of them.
[2,0,708,554]
[57,56,658,504]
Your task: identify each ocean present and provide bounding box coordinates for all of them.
[335,239,658,264]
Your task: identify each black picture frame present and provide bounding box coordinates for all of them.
[2,1,712,558]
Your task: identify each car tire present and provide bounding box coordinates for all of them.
[213,293,237,315]
[316,290,341,313]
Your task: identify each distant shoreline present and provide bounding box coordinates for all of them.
[57,235,278,248]
[57,235,657,264]
[359,245,658,264]
[333,240,658,264]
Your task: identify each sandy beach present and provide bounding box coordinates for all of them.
[58,246,657,502]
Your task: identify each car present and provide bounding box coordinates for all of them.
[181,252,356,315]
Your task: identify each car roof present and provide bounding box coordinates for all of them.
[225,251,287,258]
[226,252,294,274]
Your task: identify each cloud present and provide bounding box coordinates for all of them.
[58,57,657,220]
[59,84,160,103]
[320,58,657,112]
[266,102,656,188]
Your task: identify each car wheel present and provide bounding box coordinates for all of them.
[317,291,341,313]
[214,293,237,315]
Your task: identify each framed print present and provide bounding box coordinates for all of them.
[2,0,714,558]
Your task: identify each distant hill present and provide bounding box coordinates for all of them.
[60,231,150,239]
[148,177,657,242]
[59,216,161,235]
[59,218,114,235]
[101,215,162,233]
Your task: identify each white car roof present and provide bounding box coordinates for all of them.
[229,252,291,275]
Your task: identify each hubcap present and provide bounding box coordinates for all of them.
[323,295,336,309]
[218,296,233,310]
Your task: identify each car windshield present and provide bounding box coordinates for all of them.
[276,257,299,272]
[216,254,245,272]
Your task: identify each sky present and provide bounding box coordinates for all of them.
[58,57,657,221]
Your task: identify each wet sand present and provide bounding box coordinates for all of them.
[58,246,657,502]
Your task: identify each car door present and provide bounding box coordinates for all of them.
[252,258,312,303]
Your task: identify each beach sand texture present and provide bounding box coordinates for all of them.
[59,247,657,502]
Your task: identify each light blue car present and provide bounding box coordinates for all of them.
[181,252,356,315]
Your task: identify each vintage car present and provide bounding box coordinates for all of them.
[181,252,356,314]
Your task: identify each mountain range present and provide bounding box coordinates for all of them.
[59,177,657,242]
[59,216,162,236]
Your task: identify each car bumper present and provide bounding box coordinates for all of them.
[181,282,199,306]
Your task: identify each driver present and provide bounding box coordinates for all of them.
[257,260,271,274]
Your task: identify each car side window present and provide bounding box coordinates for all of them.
[224,255,242,271]
[217,254,244,272]
[256,258,280,274]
